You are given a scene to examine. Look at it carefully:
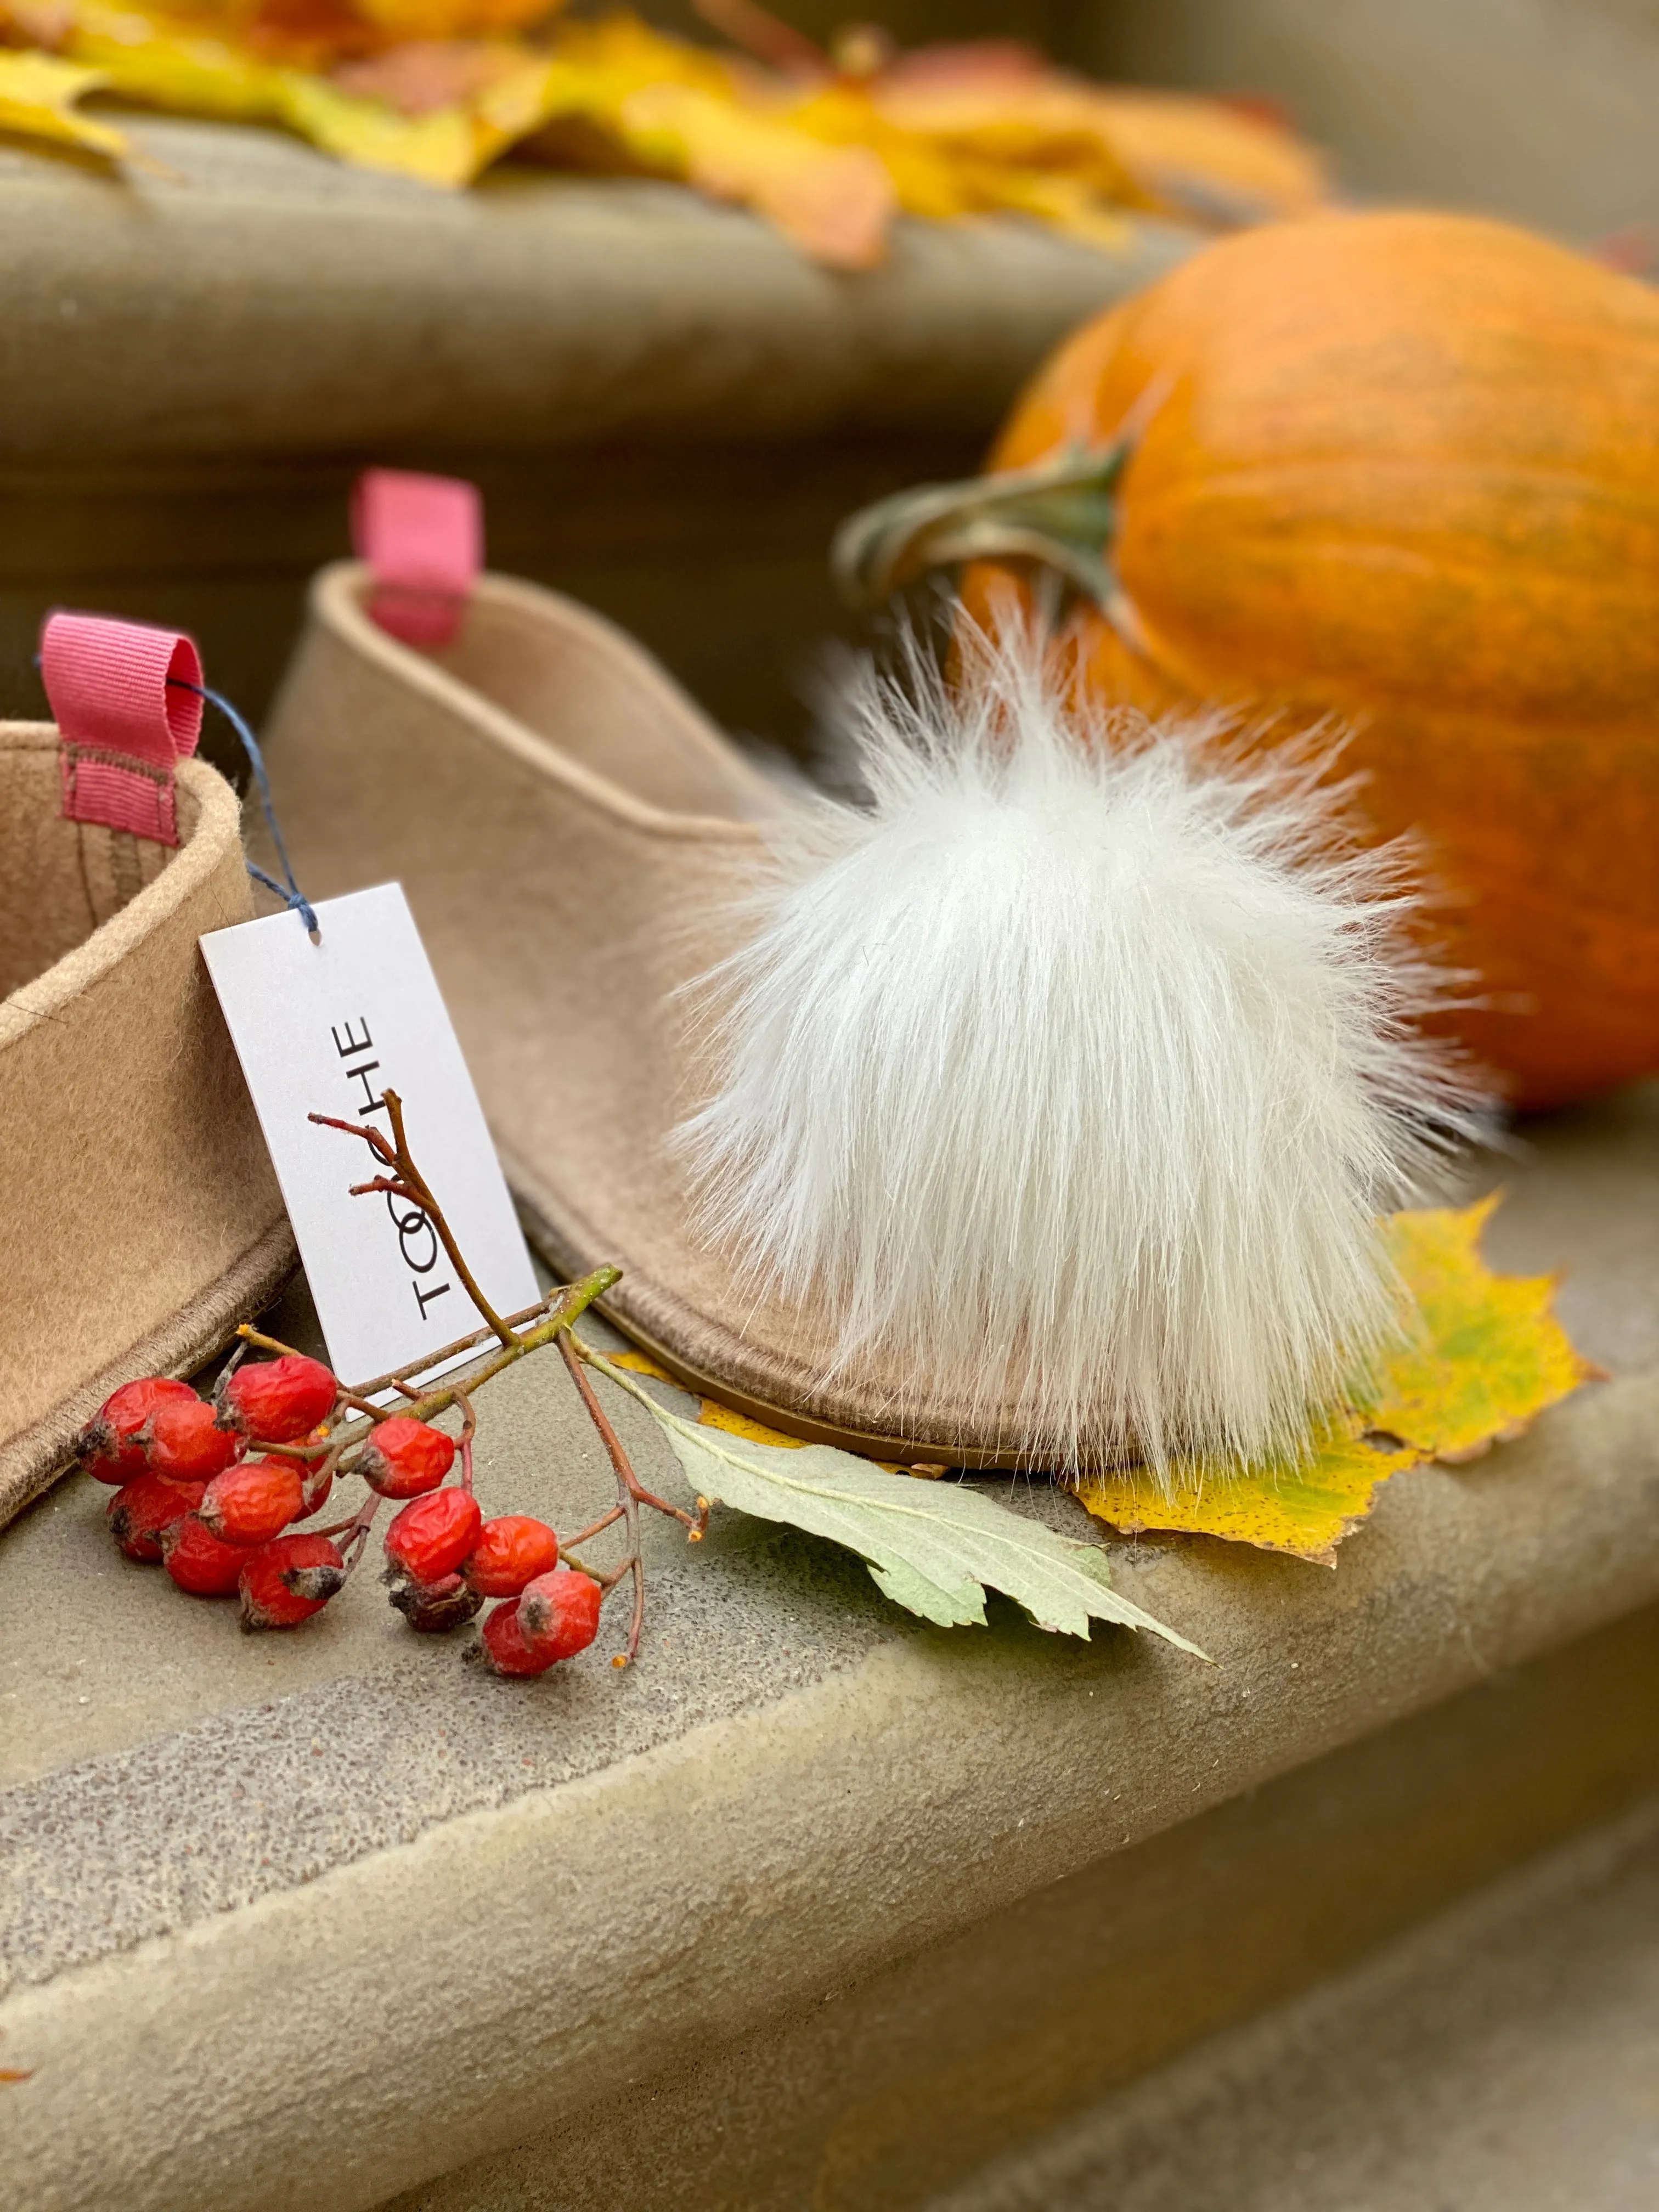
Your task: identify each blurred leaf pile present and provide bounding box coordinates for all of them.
[0,0,1325,264]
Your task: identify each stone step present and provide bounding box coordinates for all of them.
[2,1082,1656,2210]
[928,1790,1659,2212]
[0,115,1195,746]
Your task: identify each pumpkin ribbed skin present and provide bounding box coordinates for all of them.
[964,211,1659,1109]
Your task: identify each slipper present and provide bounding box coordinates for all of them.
[1,617,296,1529]
[258,473,1474,1472]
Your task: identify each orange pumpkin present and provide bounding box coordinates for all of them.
[835,211,1659,1110]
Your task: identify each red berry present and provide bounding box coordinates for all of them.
[107,1470,206,1561]
[146,1395,242,1483]
[160,1512,249,1596]
[239,1534,347,1630]
[198,1458,306,1548]
[476,1599,558,1677]
[388,1572,483,1634]
[383,1487,481,1583]
[77,1376,196,1484]
[221,1355,337,1443]
[462,1515,560,1598]
[357,1417,456,1499]
[517,1569,602,1664]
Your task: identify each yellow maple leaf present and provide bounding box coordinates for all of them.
[1077,1196,1598,1565]
[1364,1195,1601,1461]
[1080,1414,1423,1568]
[607,1347,675,1383]
[698,1397,804,1448]
[610,1345,795,1442]
[0,47,127,156]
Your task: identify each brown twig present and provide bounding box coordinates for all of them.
[311,1089,517,1349]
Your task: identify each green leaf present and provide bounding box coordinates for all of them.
[580,1345,1209,1656]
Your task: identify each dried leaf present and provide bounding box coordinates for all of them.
[1079,1197,1598,1564]
[350,0,558,42]
[64,9,280,123]
[279,67,484,181]
[2,3,1324,258]
[582,1342,1206,1652]
[618,77,894,267]
[0,46,126,155]
[329,38,526,117]
[1075,87,1327,223]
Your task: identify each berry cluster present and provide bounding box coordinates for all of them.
[78,1352,605,1676]
[76,1086,707,1675]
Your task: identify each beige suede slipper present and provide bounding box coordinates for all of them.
[1,716,296,1530]
[263,465,1475,1479]
[261,560,1038,1466]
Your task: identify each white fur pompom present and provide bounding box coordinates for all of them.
[677,624,1482,1474]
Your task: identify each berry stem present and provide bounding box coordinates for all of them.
[346,1295,571,1400]
[335,1492,382,1574]
[568,1339,711,1538]
[302,1437,348,1516]
[236,1324,312,1362]
[561,1504,627,1548]
[561,1552,630,1593]
[454,1387,477,1497]
[392,1267,620,1427]
[335,1389,392,1424]
[557,1332,645,1664]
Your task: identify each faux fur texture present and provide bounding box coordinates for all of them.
[677,627,1482,1474]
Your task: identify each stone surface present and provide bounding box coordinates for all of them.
[379,1602,1659,2212]
[1,1082,1656,2209]
[929,1788,1659,2212]
[0,117,1192,464]
[0,116,1193,742]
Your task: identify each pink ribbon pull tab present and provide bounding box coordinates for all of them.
[43,612,204,848]
[352,469,482,648]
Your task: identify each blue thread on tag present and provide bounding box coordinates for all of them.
[170,677,321,943]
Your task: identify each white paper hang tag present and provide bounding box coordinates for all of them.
[201,882,539,1390]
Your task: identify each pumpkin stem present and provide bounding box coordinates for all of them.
[831,442,1129,611]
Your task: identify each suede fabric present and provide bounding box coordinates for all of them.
[0,725,296,1528]
[261,568,1060,1465]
